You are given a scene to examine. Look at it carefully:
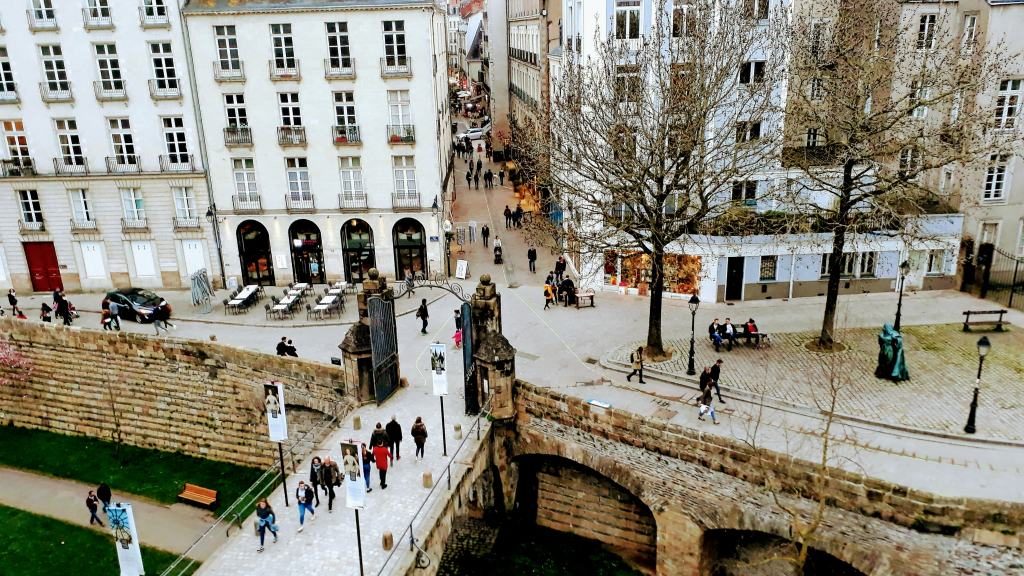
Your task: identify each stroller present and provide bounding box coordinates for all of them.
[493,246,503,265]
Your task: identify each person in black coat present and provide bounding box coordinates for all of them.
[308,456,324,506]
[386,416,403,461]
[96,483,112,510]
[559,278,576,307]
[481,225,490,248]
[86,491,104,526]
[708,359,726,403]
[527,246,537,273]
[276,337,289,356]
[698,366,713,393]
[370,422,389,448]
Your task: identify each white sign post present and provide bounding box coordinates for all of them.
[107,504,144,576]
[264,381,291,506]
[431,342,450,456]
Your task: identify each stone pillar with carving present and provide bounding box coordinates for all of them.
[340,268,393,404]
[466,274,515,417]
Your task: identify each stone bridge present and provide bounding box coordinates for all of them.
[485,382,1024,576]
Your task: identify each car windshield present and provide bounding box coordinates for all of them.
[126,290,160,307]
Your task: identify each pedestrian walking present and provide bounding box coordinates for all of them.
[55,292,72,326]
[416,298,429,334]
[554,256,567,283]
[481,224,490,247]
[465,170,472,188]
[476,158,482,173]
[543,284,555,310]
[698,385,719,424]
[699,366,713,393]
[108,300,121,331]
[504,206,513,228]
[361,443,374,492]
[405,269,416,298]
[514,205,524,228]
[295,481,316,532]
[453,327,463,348]
[545,271,555,286]
[411,417,428,460]
[370,422,389,448]
[372,441,392,489]
[101,309,113,330]
[709,359,727,403]
[626,347,646,383]
[153,299,173,335]
[255,499,279,552]
[474,171,480,189]
[527,246,537,273]
[386,416,403,461]
[499,168,505,186]
[96,483,112,510]
[320,457,340,512]
[493,236,502,250]
[86,491,104,526]
[308,457,324,506]
[487,169,495,188]
[40,303,52,323]
[7,289,17,315]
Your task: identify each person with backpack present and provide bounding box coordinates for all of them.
[543,284,555,310]
[416,298,429,334]
[626,347,646,384]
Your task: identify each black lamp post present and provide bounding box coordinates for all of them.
[432,197,452,277]
[686,294,700,376]
[963,336,991,434]
[894,260,910,331]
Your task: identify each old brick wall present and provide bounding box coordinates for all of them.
[0,318,356,468]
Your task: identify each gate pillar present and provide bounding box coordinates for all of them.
[340,268,399,404]
[466,274,515,416]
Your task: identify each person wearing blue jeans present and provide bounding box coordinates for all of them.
[362,443,374,492]
[255,499,278,552]
[296,481,315,532]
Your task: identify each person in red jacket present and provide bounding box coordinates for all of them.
[371,441,392,490]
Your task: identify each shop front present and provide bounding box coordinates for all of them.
[237,220,274,286]
[393,218,427,279]
[603,250,702,297]
[289,219,326,285]
[342,218,376,284]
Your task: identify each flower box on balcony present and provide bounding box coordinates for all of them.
[335,136,348,144]
[389,134,402,143]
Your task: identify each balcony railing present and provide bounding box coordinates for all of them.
[106,155,141,173]
[380,57,412,78]
[213,61,245,82]
[269,60,301,81]
[70,218,98,232]
[173,217,201,230]
[224,126,253,147]
[53,158,88,175]
[277,126,306,147]
[149,79,182,100]
[387,124,416,144]
[0,86,20,104]
[82,8,114,30]
[232,194,263,213]
[333,125,361,145]
[1,159,35,177]
[121,217,149,231]
[138,5,170,28]
[285,194,315,213]
[324,58,356,80]
[39,82,73,103]
[94,81,128,102]
[392,193,421,210]
[160,155,195,172]
[339,192,368,210]
[27,10,58,32]
[18,219,46,233]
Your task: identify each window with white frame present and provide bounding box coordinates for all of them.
[150,42,178,90]
[820,253,857,277]
[994,79,1021,130]
[859,251,877,277]
[108,118,136,164]
[55,119,84,167]
[19,190,43,223]
[388,90,412,125]
[671,0,695,38]
[232,158,258,199]
[615,65,641,103]
[806,127,821,147]
[615,0,641,40]
[173,187,196,219]
[279,93,301,126]
[383,21,407,66]
[980,222,999,245]
[735,120,761,143]
[739,61,765,84]
[121,188,145,220]
[225,94,247,127]
[143,0,167,17]
[983,154,1009,202]
[393,156,417,198]
[926,249,946,275]
[898,147,921,177]
[95,44,124,91]
[917,14,937,50]
[32,0,55,20]
[961,14,977,52]
[70,189,91,222]
[214,26,241,71]
[910,80,931,118]
[339,157,364,201]
[810,77,824,100]
[334,92,356,127]
[3,120,30,166]
[759,255,777,281]
[40,45,70,91]
[162,117,189,164]
[270,24,296,69]
[732,180,757,201]
[87,0,110,18]
[326,22,352,68]
[285,157,311,200]
[0,48,15,95]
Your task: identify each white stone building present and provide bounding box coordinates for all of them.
[182,0,452,289]
[0,0,216,293]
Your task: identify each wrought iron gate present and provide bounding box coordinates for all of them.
[461,301,475,413]
[368,297,400,404]
[976,244,1024,312]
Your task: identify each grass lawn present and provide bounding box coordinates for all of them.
[0,505,197,576]
[0,424,263,506]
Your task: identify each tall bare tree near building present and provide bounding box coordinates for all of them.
[521,0,790,358]
[783,0,1017,348]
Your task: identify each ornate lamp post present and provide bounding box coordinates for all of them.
[893,260,910,331]
[432,197,453,277]
[686,294,700,376]
[963,336,991,434]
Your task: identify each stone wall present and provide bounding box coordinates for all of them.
[0,318,356,468]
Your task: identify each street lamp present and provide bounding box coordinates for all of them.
[894,260,910,331]
[686,294,700,376]
[963,336,991,434]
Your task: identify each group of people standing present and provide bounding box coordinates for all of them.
[5,288,75,324]
[542,257,574,309]
[503,204,525,229]
[84,483,112,527]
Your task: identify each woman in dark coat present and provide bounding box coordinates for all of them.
[411,417,428,460]
[308,456,323,506]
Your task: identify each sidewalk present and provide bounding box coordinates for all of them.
[0,466,220,559]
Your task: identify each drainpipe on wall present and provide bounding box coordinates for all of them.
[788,249,797,300]
[178,0,227,288]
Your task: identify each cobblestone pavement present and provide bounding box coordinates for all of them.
[604,325,1024,441]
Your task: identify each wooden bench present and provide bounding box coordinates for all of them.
[576,291,596,309]
[962,309,1008,332]
[178,483,218,509]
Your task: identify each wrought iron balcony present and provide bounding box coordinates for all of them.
[70,218,99,232]
[149,79,181,100]
[18,219,46,233]
[380,57,412,78]
[391,193,421,210]
[269,60,301,81]
[339,192,368,210]
[121,217,149,231]
[138,5,170,28]
[94,81,128,102]
[213,61,245,82]
[387,124,416,144]
[232,194,263,213]
[285,194,315,213]
[39,82,73,103]
[1,158,35,177]
[82,8,114,30]
[160,155,195,172]
[333,125,361,145]
[224,126,253,147]
[324,58,356,80]
[173,217,201,230]
[106,155,141,174]
[27,9,58,32]
[277,126,307,147]
[0,86,20,104]
[53,158,88,175]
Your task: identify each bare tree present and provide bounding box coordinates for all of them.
[521,0,790,358]
[782,0,1017,347]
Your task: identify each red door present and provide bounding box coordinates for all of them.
[23,242,63,292]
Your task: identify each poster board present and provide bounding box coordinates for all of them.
[455,260,469,280]
[264,381,288,442]
[340,441,366,509]
[107,504,144,576]
[430,342,449,396]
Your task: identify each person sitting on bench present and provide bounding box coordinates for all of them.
[708,319,723,351]
[718,318,738,351]
[743,318,761,345]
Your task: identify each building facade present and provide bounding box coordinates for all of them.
[182,0,452,289]
[0,0,216,293]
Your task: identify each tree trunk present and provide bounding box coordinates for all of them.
[819,161,856,348]
[646,244,666,357]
